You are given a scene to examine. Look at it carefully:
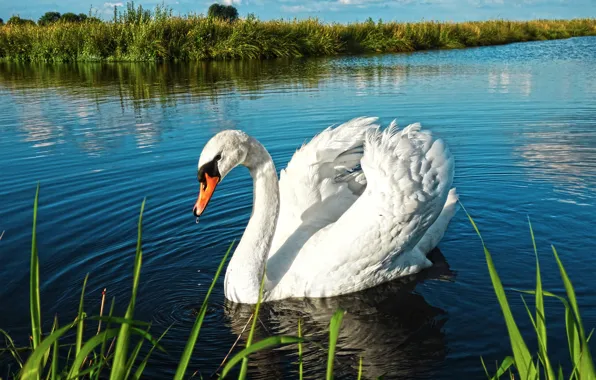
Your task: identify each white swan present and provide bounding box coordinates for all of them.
[193,117,457,304]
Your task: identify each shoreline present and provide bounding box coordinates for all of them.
[0,18,595,63]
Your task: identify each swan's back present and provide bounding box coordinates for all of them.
[267,119,455,300]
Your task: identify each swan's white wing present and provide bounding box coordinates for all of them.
[268,117,378,258]
[271,121,455,299]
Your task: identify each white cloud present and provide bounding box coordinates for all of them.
[281,5,311,12]
[104,2,123,7]
[220,0,242,5]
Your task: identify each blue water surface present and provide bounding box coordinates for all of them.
[1,37,595,379]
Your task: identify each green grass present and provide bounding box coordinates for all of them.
[0,7,595,62]
[463,206,596,380]
[0,187,350,379]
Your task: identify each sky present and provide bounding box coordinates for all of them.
[1,0,595,23]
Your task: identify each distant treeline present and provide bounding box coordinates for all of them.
[0,2,595,62]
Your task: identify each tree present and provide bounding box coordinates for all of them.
[207,3,238,22]
[7,15,35,26]
[60,12,88,22]
[0,18,4,25]
[38,11,61,25]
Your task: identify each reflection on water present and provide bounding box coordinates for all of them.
[1,37,596,379]
[515,121,596,205]
[224,249,452,379]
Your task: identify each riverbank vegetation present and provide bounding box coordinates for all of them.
[0,2,595,62]
[1,187,595,378]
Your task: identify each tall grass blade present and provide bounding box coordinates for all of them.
[528,218,555,380]
[110,198,146,380]
[462,204,536,379]
[219,336,302,378]
[70,273,90,378]
[124,329,148,379]
[480,356,490,379]
[0,329,24,369]
[326,309,345,380]
[50,316,58,380]
[238,262,268,380]
[551,245,595,377]
[133,324,172,380]
[173,240,235,380]
[490,356,515,379]
[30,183,42,352]
[357,356,363,380]
[68,328,119,379]
[21,325,71,379]
[298,318,303,380]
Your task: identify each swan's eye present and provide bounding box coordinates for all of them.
[214,153,222,161]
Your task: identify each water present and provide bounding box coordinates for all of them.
[1,36,596,379]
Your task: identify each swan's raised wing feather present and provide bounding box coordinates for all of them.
[275,121,455,298]
[269,117,378,257]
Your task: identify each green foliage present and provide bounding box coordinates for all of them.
[1,187,351,379]
[463,207,596,379]
[6,15,35,26]
[208,3,239,22]
[0,15,595,62]
[38,12,61,26]
[60,13,88,23]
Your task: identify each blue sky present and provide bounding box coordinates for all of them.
[2,0,595,23]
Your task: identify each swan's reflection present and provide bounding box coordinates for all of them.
[223,248,454,379]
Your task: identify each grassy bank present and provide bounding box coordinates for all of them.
[0,14,595,62]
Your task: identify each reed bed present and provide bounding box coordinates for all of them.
[0,15,595,62]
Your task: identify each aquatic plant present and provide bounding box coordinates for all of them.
[0,187,348,379]
[464,208,596,379]
[0,6,594,62]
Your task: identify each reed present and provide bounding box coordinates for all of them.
[0,187,340,379]
[463,207,596,380]
[0,9,594,62]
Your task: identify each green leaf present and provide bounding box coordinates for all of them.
[490,356,515,380]
[239,261,268,380]
[528,217,555,380]
[133,324,172,380]
[51,316,59,380]
[21,325,72,380]
[326,309,345,380]
[552,245,595,377]
[87,316,151,327]
[70,273,90,379]
[462,204,536,379]
[298,318,303,380]
[357,356,363,380]
[30,183,42,353]
[173,240,234,380]
[110,198,146,380]
[0,328,24,368]
[67,328,120,379]
[219,336,302,378]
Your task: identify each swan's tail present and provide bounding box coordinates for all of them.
[415,187,459,257]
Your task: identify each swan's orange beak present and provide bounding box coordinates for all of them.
[193,173,220,217]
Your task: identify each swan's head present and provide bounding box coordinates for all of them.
[193,130,251,217]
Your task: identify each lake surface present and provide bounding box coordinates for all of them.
[1,37,596,379]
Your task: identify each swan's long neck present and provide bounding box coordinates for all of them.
[224,139,279,304]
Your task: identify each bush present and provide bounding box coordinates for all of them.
[38,11,61,26]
